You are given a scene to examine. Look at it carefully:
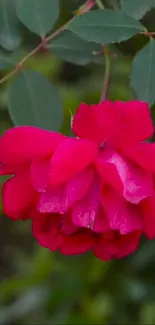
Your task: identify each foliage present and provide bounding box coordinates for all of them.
[1,0,155,324]
[0,0,155,127]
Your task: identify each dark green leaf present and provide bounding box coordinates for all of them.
[68,10,145,45]
[16,0,59,36]
[8,69,63,131]
[131,39,155,106]
[121,0,155,20]
[0,0,22,51]
[0,50,16,70]
[48,30,104,65]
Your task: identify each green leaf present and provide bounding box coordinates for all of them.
[0,0,22,51]
[0,50,17,70]
[48,30,104,65]
[121,0,155,20]
[8,69,63,131]
[68,10,145,45]
[16,0,59,36]
[131,39,155,106]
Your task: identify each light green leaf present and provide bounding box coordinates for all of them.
[131,39,155,106]
[121,0,155,20]
[48,30,104,65]
[0,0,22,51]
[8,69,63,131]
[68,10,145,45]
[16,0,59,36]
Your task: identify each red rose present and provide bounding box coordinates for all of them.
[1,101,155,260]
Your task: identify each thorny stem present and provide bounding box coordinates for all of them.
[100,48,111,102]
[0,0,155,86]
[0,68,18,85]
[95,0,111,101]
[95,0,155,103]
[0,17,75,85]
[140,31,155,36]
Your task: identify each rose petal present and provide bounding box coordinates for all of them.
[93,233,118,261]
[2,169,37,220]
[112,101,153,148]
[95,150,122,193]
[123,142,155,173]
[116,231,141,259]
[102,188,143,234]
[93,231,141,261]
[50,138,97,186]
[93,206,110,233]
[66,167,94,206]
[72,177,100,229]
[32,214,63,251]
[141,196,155,239]
[72,101,153,146]
[95,149,153,204]
[72,101,118,143]
[38,167,94,214]
[0,126,65,167]
[0,164,13,175]
[61,214,80,235]
[30,159,50,192]
[38,186,68,214]
[32,214,94,254]
[60,231,94,255]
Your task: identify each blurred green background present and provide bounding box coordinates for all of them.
[1,1,155,324]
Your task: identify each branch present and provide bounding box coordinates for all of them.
[0,18,76,85]
[100,47,111,102]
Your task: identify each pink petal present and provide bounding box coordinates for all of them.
[93,231,141,261]
[116,231,141,259]
[0,127,65,167]
[61,214,80,235]
[49,138,97,186]
[38,186,68,214]
[32,214,94,254]
[141,196,155,239]
[93,206,110,233]
[95,150,122,193]
[30,159,50,192]
[28,209,43,220]
[72,101,118,143]
[0,164,13,175]
[60,231,94,255]
[38,167,94,214]
[93,233,118,261]
[123,142,155,173]
[32,214,63,251]
[72,101,153,146]
[72,177,100,229]
[96,149,153,204]
[111,101,153,148]
[103,188,143,234]
[66,167,94,206]
[2,170,37,220]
